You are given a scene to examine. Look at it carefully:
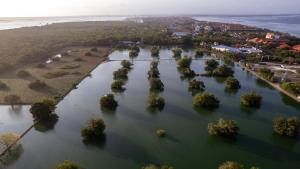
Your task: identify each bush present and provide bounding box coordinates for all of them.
[205,59,219,72]
[149,78,164,91]
[208,118,239,138]
[188,79,205,91]
[148,68,160,79]
[142,164,174,169]
[240,92,262,108]
[30,101,58,121]
[273,117,299,138]
[36,63,46,68]
[55,160,83,169]
[0,81,8,90]
[121,60,132,69]
[91,47,98,52]
[81,118,106,140]
[28,80,47,90]
[113,68,129,80]
[41,98,56,112]
[193,92,219,108]
[257,68,274,82]
[150,60,159,69]
[147,94,165,109]
[151,46,160,56]
[172,48,182,57]
[213,65,234,77]
[130,45,140,53]
[218,161,243,169]
[180,68,196,78]
[74,57,84,62]
[280,82,300,96]
[111,80,125,91]
[177,56,192,68]
[129,50,139,58]
[4,95,21,106]
[85,52,92,56]
[17,70,30,78]
[195,48,204,56]
[44,71,69,79]
[156,129,166,137]
[100,94,118,110]
[225,77,241,89]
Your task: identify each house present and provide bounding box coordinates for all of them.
[277,43,291,50]
[204,26,213,33]
[248,38,265,44]
[212,45,240,53]
[239,47,262,54]
[293,44,300,53]
[172,32,190,39]
[266,32,280,40]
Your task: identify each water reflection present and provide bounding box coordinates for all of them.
[0,145,23,167]
[34,117,58,133]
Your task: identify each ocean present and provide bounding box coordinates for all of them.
[0,15,300,37]
[193,14,300,37]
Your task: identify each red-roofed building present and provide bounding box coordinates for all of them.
[248,38,265,44]
[293,44,300,53]
[266,32,280,40]
[278,43,291,50]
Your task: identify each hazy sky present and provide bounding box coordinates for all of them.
[0,0,299,17]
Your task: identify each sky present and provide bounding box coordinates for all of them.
[0,0,299,17]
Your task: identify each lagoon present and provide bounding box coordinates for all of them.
[1,47,300,169]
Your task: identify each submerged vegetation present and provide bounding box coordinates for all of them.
[177,56,192,68]
[212,65,234,77]
[55,161,84,169]
[172,48,182,58]
[147,93,165,110]
[149,78,164,91]
[121,60,132,69]
[225,77,241,90]
[113,68,129,80]
[205,59,219,72]
[208,118,239,139]
[273,117,299,138]
[151,46,160,57]
[188,79,205,91]
[100,94,118,110]
[111,80,126,91]
[30,99,58,121]
[193,92,219,109]
[240,92,262,108]
[81,117,106,140]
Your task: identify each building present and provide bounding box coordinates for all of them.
[277,43,291,50]
[293,44,300,53]
[172,32,190,39]
[239,47,262,54]
[248,38,265,44]
[204,26,213,33]
[212,45,240,53]
[266,32,280,40]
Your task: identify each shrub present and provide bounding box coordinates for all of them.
[30,101,58,121]
[147,94,165,109]
[74,57,84,62]
[240,92,262,108]
[130,45,140,53]
[41,98,56,112]
[156,129,166,137]
[44,71,69,79]
[55,160,83,169]
[142,164,174,169]
[273,117,299,138]
[225,77,241,89]
[111,80,125,91]
[150,60,159,69]
[172,48,182,57]
[218,161,243,169]
[113,68,129,80]
[17,70,30,78]
[177,56,192,68]
[129,49,139,58]
[193,92,219,108]
[0,81,8,90]
[100,94,118,110]
[149,78,164,91]
[85,52,92,56]
[91,47,98,52]
[208,118,239,138]
[36,63,46,68]
[4,95,21,106]
[205,59,219,72]
[151,46,160,56]
[28,80,47,90]
[213,65,234,77]
[81,118,106,140]
[180,68,196,78]
[280,82,300,96]
[121,60,132,69]
[257,68,274,82]
[148,68,160,79]
[188,79,205,91]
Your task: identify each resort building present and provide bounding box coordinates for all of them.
[239,47,262,54]
[266,32,280,40]
[212,45,240,53]
[293,44,300,53]
[172,32,190,39]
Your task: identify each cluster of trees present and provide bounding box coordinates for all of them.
[129,46,140,58]
[81,117,106,140]
[273,117,299,138]
[151,46,160,57]
[177,56,196,79]
[121,60,133,69]
[240,92,262,108]
[111,80,126,92]
[113,68,129,80]
[225,77,241,90]
[257,68,276,82]
[30,98,58,122]
[148,61,160,79]
[208,118,239,139]
[204,59,234,77]
[188,80,205,91]
[218,161,259,169]
[55,160,84,169]
[0,80,8,90]
[100,94,118,110]
[193,92,220,109]
[28,80,48,90]
[195,48,205,57]
[111,60,132,92]
[280,82,300,96]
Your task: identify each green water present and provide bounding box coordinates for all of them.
[1,47,300,169]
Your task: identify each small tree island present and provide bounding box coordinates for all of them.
[193,92,219,109]
[241,92,262,108]
[273,116,299,138]
[100,94,118,110]
[225,77,241,90]
[208,118,239,139]
[81,117,106,140]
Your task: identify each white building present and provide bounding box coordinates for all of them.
[212,45,240,53]
[172,32,190,39]
[239,47,262,54]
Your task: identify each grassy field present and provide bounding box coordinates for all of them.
[0,47,111,104]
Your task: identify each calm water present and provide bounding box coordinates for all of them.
[1,47,300,169]
[193,15,300,37]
